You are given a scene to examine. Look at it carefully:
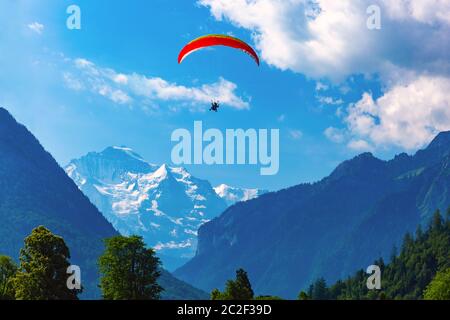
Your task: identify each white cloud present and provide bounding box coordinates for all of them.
[317,96,344,105]
[64,58,248,110]
[289,129,303,140]
[113,74,128,85]
[154,240,193,250]
[97,85,132,104]
[199,0,450,80]
[316,81,329,91]
[199,0,450,151]
[28,22,44,34]
[324,127,345,143]
[127,73,248,109]
[343,75,450,150]
[347,139,373,151]
[63,73,84,91]
[380,0,450,25]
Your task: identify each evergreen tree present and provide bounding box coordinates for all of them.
[432,210,443,231]
[402,233,414,253]
[416,225,424,241]
[310,278,329,300]
[211,288,223,300]
[297,291,309,300]
[234,268,254,299]
[210,268,254,300]
[424,268,450,300]
[0,255,17,300]
[99,235,162,300]
[307,283,314,298]
[12,226,79,300]
[323,209,450,300]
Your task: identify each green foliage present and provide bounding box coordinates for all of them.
[211,288,223,300]
[234,268,254,299]
[254,295,283,300]
[297,291,309,300]
[307,278,330,300]
[424,268,450,300]
[99,235,162,300]
[0,255,17,300]
[306,210,450,300]
[211,268,254,300]
[12,226,79,300]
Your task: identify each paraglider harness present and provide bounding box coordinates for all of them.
[210,100,220,112]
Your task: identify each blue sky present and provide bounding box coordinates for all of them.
[1,0,449,190]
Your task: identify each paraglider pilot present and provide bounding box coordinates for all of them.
[210,100,220,112]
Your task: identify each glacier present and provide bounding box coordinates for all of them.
[65,146,266,270]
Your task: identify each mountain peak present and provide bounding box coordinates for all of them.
[153,164,170,179]
[329,152,385,181]
[111,145,134,152]
[66,146,158,184]
[356,152,375,159]
[412,131,450,166]
[0,107,25,136]
[426,131,450,151]
[215,184,231,192]
[0,107,118,298]
[65,150,228,270]
[101,146,146,161]
[0,107,14,120]
[214,184,268,206]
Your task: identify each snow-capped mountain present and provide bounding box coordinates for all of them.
[65,146,227,270]
[214,184,268,206]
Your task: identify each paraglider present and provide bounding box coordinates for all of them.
[178,34,260,66]
[209,100,220,112]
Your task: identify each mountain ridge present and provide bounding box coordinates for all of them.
[214,184,268,206]
[66,146,269,270]
[0,107,208,299]
[174,131,450,298]
[65,146,228,270]
[0,107,117,298]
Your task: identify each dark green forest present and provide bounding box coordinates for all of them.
[301,210,450,300]
[208,210,449,301]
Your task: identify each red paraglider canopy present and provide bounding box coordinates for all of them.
[178,34,260,66]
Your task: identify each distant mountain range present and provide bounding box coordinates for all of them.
[175,131,450,298]
[65,147,266,270]
[0,107,207,299]
[214,184,268,206]
[10,101,448,300]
